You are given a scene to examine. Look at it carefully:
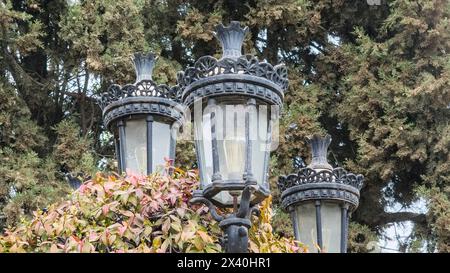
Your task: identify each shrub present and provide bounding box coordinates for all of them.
[0,168,302,253]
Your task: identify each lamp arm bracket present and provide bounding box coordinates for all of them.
[236,186,254,218]
[190,196,224,222]
[249,205,260,219]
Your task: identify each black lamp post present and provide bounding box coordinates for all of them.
[99,52,184,175]
[277,134,364,253]
[177,21,288,253]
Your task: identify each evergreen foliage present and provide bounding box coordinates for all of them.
[0,0,448,252]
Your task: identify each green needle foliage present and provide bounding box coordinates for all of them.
[0,0,448,252]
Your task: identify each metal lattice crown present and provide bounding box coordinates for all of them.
[176,21,288,98]
[277,167,364,193]
[99,52,179,111]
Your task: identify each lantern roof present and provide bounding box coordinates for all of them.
[99,52,184,130]
[277,134,364,211]
[176,21,288,108]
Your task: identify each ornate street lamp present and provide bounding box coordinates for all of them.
[278,134,364,253]
[178,21,288,252]
[99,53,184,175]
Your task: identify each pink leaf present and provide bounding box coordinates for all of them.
[102,204,109,215]
[118,224,127,236]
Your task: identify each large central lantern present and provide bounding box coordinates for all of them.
[99,53,184,175]
[179,21,288,252]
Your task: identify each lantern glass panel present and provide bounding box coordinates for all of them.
[249,104,268,186]
[194,101,271,206]
[124,118,147,174]
[195,106,235,205]
[194,111,213,187]
[293,201,343,253]
[321,202,342,253]
[217,104,246,181]
[123,118,173,175]
[294,202,318,253]
[152,121,172,172]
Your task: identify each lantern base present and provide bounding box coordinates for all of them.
[202,180,270,208]
[220,217,251,253]
[190,186,261,253]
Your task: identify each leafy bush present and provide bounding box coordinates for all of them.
[0,168,302,253]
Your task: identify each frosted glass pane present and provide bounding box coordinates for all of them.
[194,111,213,188]
[217,104,246,181]
[250,104,269,186]
[295,203,318,253]
[124,119,147,175]
[218,138,246,180]
[152,121,171,173]
[212,191,234,205]
[321,202,342,253]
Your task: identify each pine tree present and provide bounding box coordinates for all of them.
[0,0,448,251]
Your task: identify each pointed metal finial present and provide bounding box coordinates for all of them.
[306,134,333,171]
[213,21,249,60]
[132,52,156,83]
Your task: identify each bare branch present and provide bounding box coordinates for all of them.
[375,212,427,226]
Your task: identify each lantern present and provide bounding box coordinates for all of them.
[278,134,364,253]
[179,21,288,252]
[99,53,184,175]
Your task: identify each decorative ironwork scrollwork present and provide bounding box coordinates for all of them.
[177,55,289,91]
[278,167,365,193]
[194,56,218,78]
[99,80,180,110]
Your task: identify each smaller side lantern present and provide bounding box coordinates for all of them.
[278,134,364,253]
[99,53,184,175]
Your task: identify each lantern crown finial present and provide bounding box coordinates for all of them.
[306,134,333,171]
[132,52,156,83]
[213,21,249,60]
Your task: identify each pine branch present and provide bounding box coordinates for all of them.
[375,212,427,226]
